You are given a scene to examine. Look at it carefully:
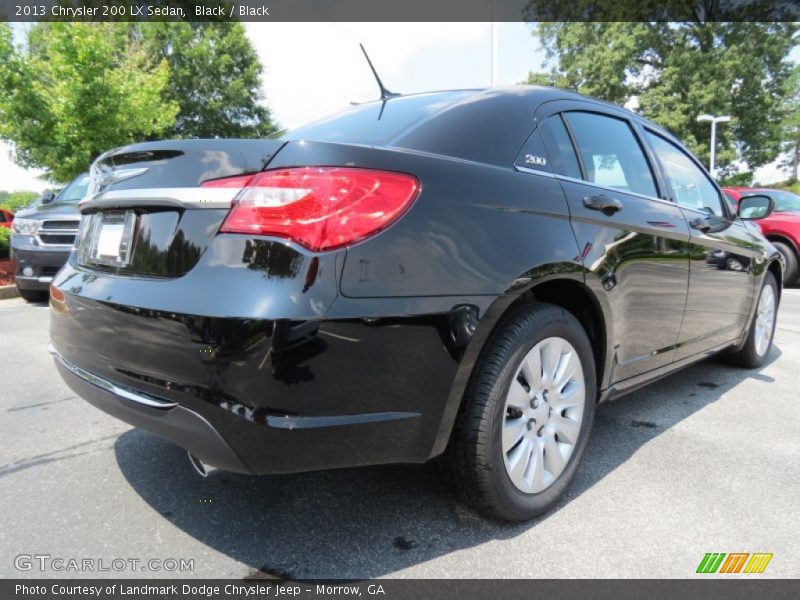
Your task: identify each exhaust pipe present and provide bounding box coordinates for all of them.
[187,451,218,478]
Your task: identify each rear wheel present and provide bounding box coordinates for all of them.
[725,272,778,368]
[772,241,797,285]
[16,285,48,303]
[443,303,596,521]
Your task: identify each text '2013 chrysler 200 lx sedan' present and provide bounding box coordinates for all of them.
[49,87,782,521]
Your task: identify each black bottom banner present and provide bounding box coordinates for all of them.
[3,579,799,600]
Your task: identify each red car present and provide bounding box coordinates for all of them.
[724,187,800,284]
[0,208,13,229]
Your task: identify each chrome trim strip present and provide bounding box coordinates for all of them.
[553,173,674,205]
[81,188,236,210]
[35,243,76,249]
[37,276,53,283]
[266,411,419,430]
[48,344,178,410]
[35,240,76,248]
[515,165,557,178]
[514,165,677,208]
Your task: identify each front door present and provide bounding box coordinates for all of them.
[643,130,759,359]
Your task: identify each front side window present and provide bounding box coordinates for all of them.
[563,111,658,198]
[645,132,725,217]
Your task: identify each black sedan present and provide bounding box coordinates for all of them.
[49,87,782,521]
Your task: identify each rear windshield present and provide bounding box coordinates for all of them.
[56,173,90,203]
[275,91,475,146]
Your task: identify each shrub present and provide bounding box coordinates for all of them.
[0,191,39,214]
[0,227,11,259]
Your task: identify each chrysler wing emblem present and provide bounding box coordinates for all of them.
[88,166,149,195]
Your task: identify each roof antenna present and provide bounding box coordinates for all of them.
[360,43,399,102]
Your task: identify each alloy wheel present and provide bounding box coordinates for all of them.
[502,336,586,493]
[754,285,776,357]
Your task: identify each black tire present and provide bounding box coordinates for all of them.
[725,271,778,368]
[16,285,48,303]
[772,242,797,285]
[441,302,596,522]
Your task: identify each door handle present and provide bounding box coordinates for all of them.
[583,194,623,215]
[690,217,712,233]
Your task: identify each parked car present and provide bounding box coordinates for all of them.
[11,173,88,301]
[0,208,13,229]
[723,187,800,284]
[49,88,782,521]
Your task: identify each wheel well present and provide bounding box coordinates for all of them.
[509,279,606,395]
[766,234,799,256]
[767,260,784,299]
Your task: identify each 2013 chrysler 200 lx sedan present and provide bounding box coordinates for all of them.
[49,87,782,521]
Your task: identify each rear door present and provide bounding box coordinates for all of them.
[642,130,759,359]
[536,103,691,384]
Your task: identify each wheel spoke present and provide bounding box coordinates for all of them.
[526,438,545,492]
[507,438,533,486]
[554,350,580,391]
[503,417,528,453]
[506,379,530,410]
[520,347,543,391]
[543,434,566,477]
[550,414,581,445]
[541,338,563,383]
[552,381,585,412]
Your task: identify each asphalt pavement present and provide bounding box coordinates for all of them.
[1,290,799,579]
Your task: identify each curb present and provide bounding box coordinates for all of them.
[0,284,19,300]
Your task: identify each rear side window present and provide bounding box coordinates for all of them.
[515,130,551,172]
[564,112,658,198]
[538,115,582,179]
[645,131,725,217]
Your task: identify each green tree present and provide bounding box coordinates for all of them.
[137,22,277,139]
[525,22,797,175]
[0,191,39,213]
[0,22,178,182]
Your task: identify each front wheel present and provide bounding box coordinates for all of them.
[725,271,778,368]
[442,303,596,521]
[772,242,797,285]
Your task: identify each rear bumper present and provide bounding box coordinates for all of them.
[50,345,251,474]
[49,275,492,474]
[11,236,71,290]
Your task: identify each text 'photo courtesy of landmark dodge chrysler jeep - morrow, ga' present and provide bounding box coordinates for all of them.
[49,87,782,521]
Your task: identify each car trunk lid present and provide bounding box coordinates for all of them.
[77,139,285,278]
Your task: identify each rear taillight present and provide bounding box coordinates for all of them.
[204,167,419,252]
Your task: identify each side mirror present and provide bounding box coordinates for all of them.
[738,195,774,220]
[40,191,56,205]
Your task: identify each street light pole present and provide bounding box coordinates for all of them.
[696,114,731,178]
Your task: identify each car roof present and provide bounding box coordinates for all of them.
[308,85,681,167]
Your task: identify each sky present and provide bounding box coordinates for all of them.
[0,22,795,190]
[0,22,544,191]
